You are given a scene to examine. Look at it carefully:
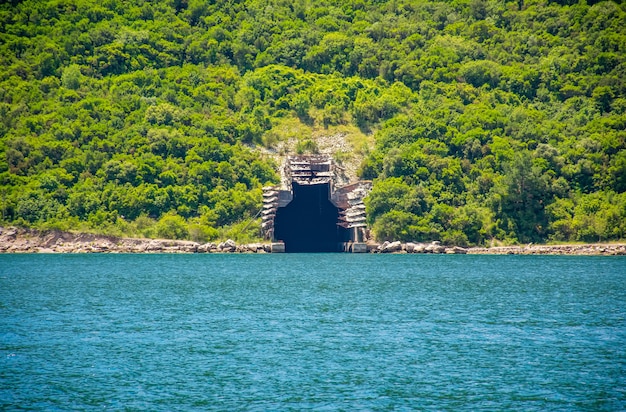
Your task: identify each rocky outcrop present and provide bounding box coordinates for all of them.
[0,227,270,254]
[373,241,467,254]
[1,227,624,255]
[468,243,626,256]
[367,240,626,256]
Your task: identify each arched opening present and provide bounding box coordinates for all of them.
[274,183,347,252]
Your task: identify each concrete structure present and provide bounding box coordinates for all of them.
[262,155,371,253]
[351,243,368,253]
[270,242,285,253]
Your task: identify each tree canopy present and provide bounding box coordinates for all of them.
[1,0,625,244]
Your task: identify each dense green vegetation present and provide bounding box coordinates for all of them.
[1,0,624,244]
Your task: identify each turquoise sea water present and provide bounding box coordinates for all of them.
[1,254,625,410]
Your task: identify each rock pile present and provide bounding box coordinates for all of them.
[468,243,626,256]
[373,241,468,254]
[1,227,624,255]
[369,241,626,256]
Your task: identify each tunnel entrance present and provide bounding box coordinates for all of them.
[274,183,347,252]
[261,155,371,253]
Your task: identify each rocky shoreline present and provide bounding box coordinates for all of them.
[1,227,625,256]
[0,227,269,254]
[373,240,626,256]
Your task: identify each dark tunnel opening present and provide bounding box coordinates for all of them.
[274,183,348,252]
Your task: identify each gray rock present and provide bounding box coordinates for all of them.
[383,241,402,253]
[145,241,163,252]
[413,244,426,253]
[445,246,468,254]
[247,243,264,253]
[218,239,237,252]
[179,243,199,253]
[425,242,446,254]
[198,243,215,253]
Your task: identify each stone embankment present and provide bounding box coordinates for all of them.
[371,240,468,254]
[370,240,626,255]
[468,243,626,256]
[1,227,625,255]
[0,227,270,254]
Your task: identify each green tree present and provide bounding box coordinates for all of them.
[156,213,189,240]
[496,152,552,242]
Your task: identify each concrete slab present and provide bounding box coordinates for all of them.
[271,243,285,253]
[351,243,367,253]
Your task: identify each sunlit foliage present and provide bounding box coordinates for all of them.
[0,0,624,244]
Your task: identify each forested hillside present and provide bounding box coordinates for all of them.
[1,0,625,245]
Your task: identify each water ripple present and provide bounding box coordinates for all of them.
[1,254,625,410]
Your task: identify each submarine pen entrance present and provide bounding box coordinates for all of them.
[273,183,346,253]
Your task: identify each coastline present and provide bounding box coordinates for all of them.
[0,226,268,254]
[466,243,626,256]
[0,227,625,256]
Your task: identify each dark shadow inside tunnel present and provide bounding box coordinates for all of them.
[274,183,348,252]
